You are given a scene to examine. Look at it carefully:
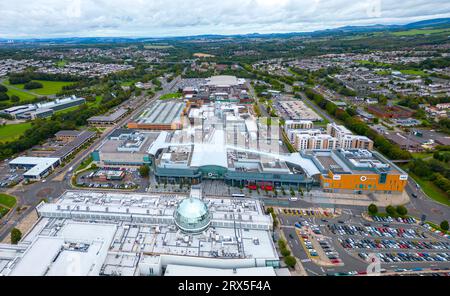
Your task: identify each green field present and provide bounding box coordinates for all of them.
[392,28,450,36]
[0,194,16,219]
[0,194,17,208]
[356,60,391,68]
[399,69,428,77]
[56,60,67,67]
[412,152,433,160]
[0,122,32,143]
[4,80,75,96]
[120,81,136,87]
[408,172,450,207]
[375,70,392,76]
[0,206,8,218]
[53,105,83,115]
[144,44,174,49]
[160,93,182,100]
[0,82,36,103]
[54,96,101,116]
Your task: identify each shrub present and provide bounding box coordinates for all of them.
[441,220,449,231]
[284,256,297,268]
[24,81,43,90]
[11,228,22,244]
[281,248,291,257]
[386,205,397,216]
[368,204,378,215]
[396,205,408,216]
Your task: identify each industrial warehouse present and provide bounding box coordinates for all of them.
[0,189,279,276]
[0,96,86,119]
[127,101,187,130]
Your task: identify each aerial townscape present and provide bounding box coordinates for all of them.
[0,0,449,282]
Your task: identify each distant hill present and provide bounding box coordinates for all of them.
[3,17,450,44]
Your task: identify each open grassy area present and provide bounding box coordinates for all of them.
[54,105,83,115]
[120,81,136,87]
[144,44,174,49]
[408,172,450,207]
[399,69,428,77]
[356,60,391,68]
[0,81,36,103]
[392,28,450,36]
[76,156,94,173]
[56,60,67,67]
[412,152,433,160]
[4,80,75,96]
[0,193,17,208]
[375,70,392,75]
[0,206,8,218]
[0,122,32,143]
[160,92,182,100]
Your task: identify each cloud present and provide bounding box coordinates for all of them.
[0,0,449,38]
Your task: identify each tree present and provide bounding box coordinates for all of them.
[277,239,287,249]
[11,228,22,245]
[281,248,291,257]
[368,204,378,215]
[10,95,20,103]
[396,205,408,216]
[284,256,297,268]
[24,81,43,90]
[386,205,397,217]
[0,85,7,92]
[139,165,150,177]
[441,220,449,231]
[0,92,9,101]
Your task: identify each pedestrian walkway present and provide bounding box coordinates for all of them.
[302,191,410,207]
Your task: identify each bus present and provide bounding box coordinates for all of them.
[232,194,246,198]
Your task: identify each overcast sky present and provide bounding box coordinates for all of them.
[1,0,450,38]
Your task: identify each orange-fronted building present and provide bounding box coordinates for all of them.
[309,149,408,194]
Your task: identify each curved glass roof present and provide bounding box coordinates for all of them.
[174,198,211,233]
[176,198,208,219]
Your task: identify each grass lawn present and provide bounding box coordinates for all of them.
[0,82,36,103]
[356,60,391,68]
[160,92,182,100]
[399,69,428,77]
[144,44,174,49]
[120,81,136,87]
[0,193,17,208]
[0,206,9,218]
[54,105,83,115]
[76,156,94,173]
[392,28,450,36]
[375,70,391,76]
[56,60,67,67]
[0,122,32,143]
[412,152,433,160]
[408,172,450,207]
[4,80,75,96]
[88,96,103,107]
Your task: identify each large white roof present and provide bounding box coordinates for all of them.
[164,265,276,276]
[190,144,228,168]
[206,75,241,87]
[10,157,60,177]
